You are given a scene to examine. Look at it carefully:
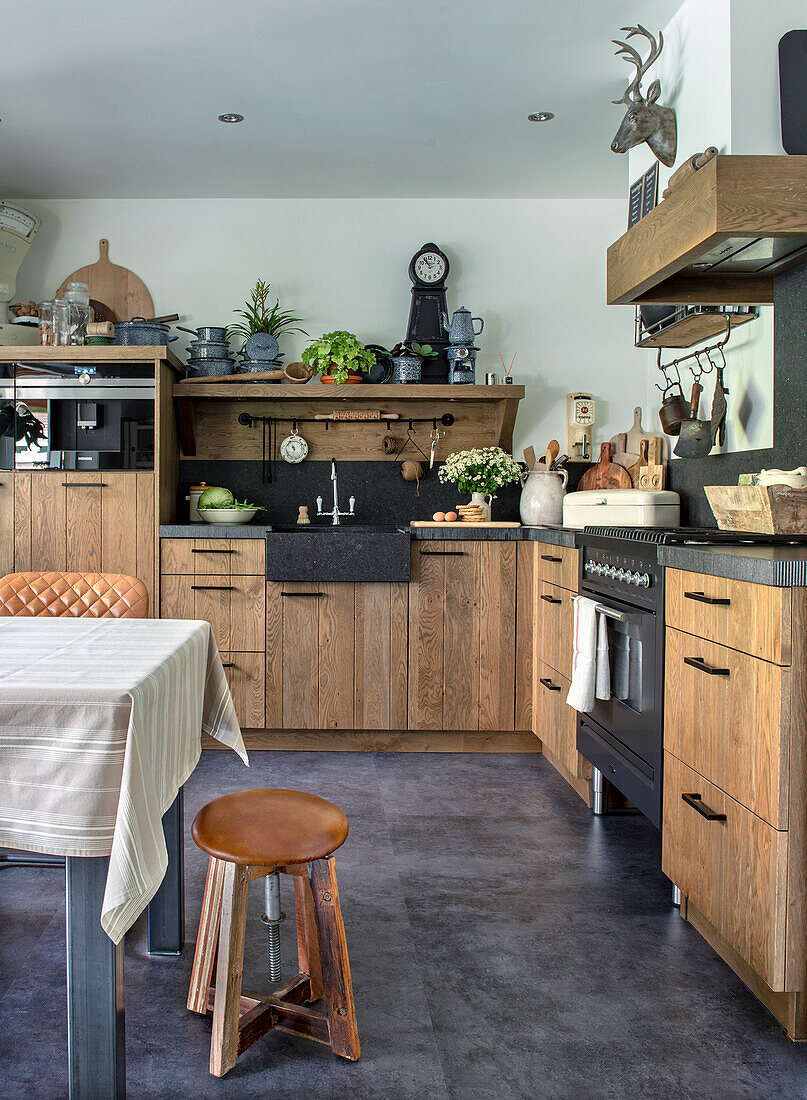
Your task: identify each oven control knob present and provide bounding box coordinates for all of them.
[624,570,636,585]
[616,568,626,581]
[586,559,596,572]
[606,566,617,579]
[637,572,651,588]
[592,563,602,575]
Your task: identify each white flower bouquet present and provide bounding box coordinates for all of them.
[438,447,522,496]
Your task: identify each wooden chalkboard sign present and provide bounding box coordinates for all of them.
[628,176,644,228]
[628,164,659,228]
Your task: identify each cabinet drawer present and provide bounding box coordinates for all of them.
[220,652,265,729]
[665,627,789,829]
[535,580,574,680]
[662,753,789,991]
[161,538,265,576]
[161,575,265,651]
[535,544,578,592]
[533,659,590,780]
[666,568,791,665]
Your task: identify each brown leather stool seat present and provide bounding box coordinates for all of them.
[191,788,349,867]
[188,787,359,1077]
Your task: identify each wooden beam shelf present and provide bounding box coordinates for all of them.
[172,383,525,461]
[607,155,807,306]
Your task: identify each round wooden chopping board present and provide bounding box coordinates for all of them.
[56,239,153,322]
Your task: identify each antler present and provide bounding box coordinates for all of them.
[612,25,664,105]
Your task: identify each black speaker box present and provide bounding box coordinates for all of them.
[779,30,807,154]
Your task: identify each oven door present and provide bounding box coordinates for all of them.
[575,591,662,807]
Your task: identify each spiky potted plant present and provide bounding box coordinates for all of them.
[228,280,307,363]
[390,341,437,384]
[301,331,376,385]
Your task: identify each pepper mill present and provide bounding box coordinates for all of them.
[297,505,311,525]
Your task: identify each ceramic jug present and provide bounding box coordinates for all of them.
[520,468,568,526]
[441,306,484,344]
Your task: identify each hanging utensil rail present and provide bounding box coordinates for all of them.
[655,316,732,392]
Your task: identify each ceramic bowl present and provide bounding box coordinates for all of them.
[198,507,258,525]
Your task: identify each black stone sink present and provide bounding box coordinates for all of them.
[266,527,411,582]
[269,524,409,533]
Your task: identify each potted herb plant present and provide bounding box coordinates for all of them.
[390,341,437,384]
[229,279,307,354]
[302,331,376,384]
[438,446,522,520]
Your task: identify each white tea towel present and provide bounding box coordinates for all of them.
[566,596,598,713]
[596,611,611,701]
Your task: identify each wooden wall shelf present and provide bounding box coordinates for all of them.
[172,384,525,460]
[607,156,807,306]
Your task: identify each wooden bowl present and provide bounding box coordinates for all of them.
[284,361,313,384]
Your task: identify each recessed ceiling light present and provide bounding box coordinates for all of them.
[528,112,554,122]
[218,113,244,124]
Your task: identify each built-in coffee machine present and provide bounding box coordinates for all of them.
[0,363,154,471]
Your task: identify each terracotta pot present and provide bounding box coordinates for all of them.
[321,363,364,385]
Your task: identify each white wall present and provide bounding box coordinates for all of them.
[14,197,641,457]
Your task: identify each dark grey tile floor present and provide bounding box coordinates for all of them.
[2,750,807,1099]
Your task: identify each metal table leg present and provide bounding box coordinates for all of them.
[66,856,125,1100]
[147,788,185,955]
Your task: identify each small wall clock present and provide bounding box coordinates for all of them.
[405,242,450,382]
[279,427,309,463]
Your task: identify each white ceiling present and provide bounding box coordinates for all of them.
[3,0,677,200]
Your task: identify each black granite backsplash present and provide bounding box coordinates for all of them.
[178,460,590,526]
[667,264,807,526]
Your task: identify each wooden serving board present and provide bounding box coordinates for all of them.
[56,239,154,322]
[411,521,522,528]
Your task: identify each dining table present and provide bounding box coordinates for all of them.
[0,616,248,1099]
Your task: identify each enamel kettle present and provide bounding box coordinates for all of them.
[441,306,484,345]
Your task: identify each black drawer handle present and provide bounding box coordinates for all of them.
[420,550,465,556]
[221,662,235,669]
[684,656,730,677]
[684,590,731,606]
[540,594,562,605]
[191,585,235,591]
[541,554,563,563]
[682,792,727,821]
[281,591,325,598]
[191,548,235,554]
[539,677,561,692]
[62,481,106,488]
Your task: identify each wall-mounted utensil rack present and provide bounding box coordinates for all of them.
[655,315,734,390]
[635,304,758,348]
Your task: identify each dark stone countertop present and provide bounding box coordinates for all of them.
[658,543,807,587]
[159,523,579,545]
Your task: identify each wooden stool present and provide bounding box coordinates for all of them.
[187,788,360,1077]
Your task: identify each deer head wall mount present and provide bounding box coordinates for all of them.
[611,25,677,168]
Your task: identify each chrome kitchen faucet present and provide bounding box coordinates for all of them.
[317,458,355,525]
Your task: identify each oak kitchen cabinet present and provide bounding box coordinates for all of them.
[265,580,408,732]
[161,538,266,728]
[10,470,156,612]
[530,542,590,798]
[408,540,517,732]
[663,567,807,1037]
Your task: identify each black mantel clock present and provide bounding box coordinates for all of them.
[405,242,450,382]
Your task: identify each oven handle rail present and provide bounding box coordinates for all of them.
[593,603,629,623]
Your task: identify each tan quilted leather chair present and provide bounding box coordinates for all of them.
[0,571,149,619]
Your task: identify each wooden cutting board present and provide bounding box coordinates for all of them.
[179,369,284,383]
[576,442,633,491]
[411,521,522,528]
[56,239,154,322]
[625,406,665,461]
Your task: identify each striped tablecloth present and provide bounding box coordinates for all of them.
[0,618,248,943]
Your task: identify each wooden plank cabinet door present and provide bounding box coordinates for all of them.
[318,584,355,729]
[0,471,13,577]
[65,473,103,572]
[478,541,516,731]
[220,652,265,729]
[408,544,447,730]
[30,472,67,571]
[279,584,321,730]
[443,544,480,731]
[354,583,408,730]
[13,471,32,570]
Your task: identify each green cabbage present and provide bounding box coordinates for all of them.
[198,486,235,510]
